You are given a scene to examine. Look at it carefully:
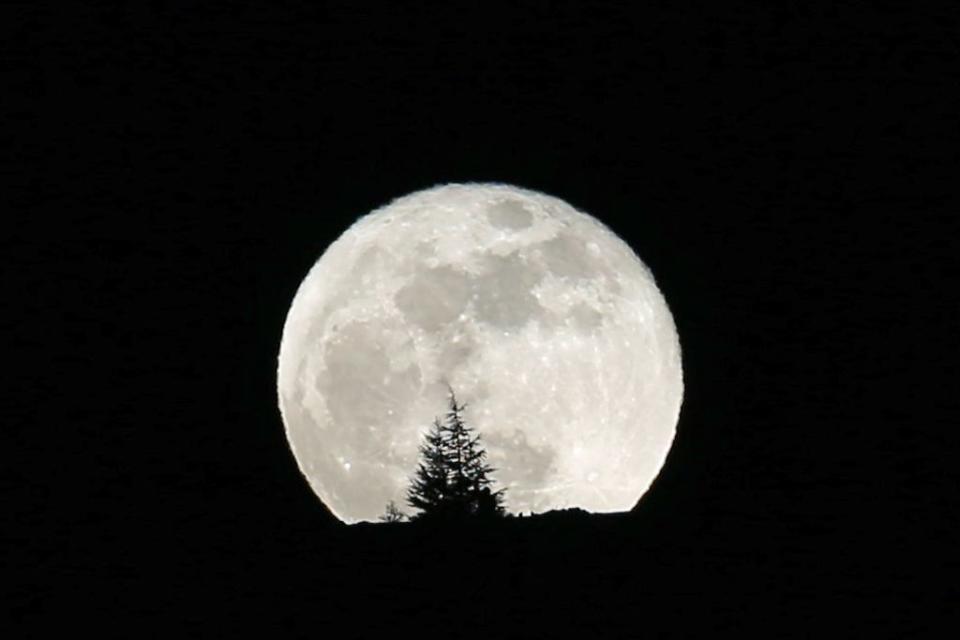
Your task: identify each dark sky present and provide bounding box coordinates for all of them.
[9,2,957,635]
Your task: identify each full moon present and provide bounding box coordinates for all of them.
[277,183,683,523]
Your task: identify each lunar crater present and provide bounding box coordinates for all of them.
[486,199,534,230]
[484,428,558,487]
[394,265,472,331]
[471,254,544,329]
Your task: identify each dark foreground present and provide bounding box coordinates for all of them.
[14,505,932,637]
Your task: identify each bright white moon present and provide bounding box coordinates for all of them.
[277,183,683,523]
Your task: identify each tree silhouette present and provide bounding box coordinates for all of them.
[404,388,506,521]
[379,500,406,523]
[406,417,452,518]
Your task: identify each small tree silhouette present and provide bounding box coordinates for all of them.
[379,500,406,523]
[404,388,506,521]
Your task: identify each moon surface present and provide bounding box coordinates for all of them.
[277,183,683,524]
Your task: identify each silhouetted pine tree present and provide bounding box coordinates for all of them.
[405,388,506,521]
[442,390,506,519]
[406,417,451,518]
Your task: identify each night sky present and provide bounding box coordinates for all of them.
[9,3,957,636]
